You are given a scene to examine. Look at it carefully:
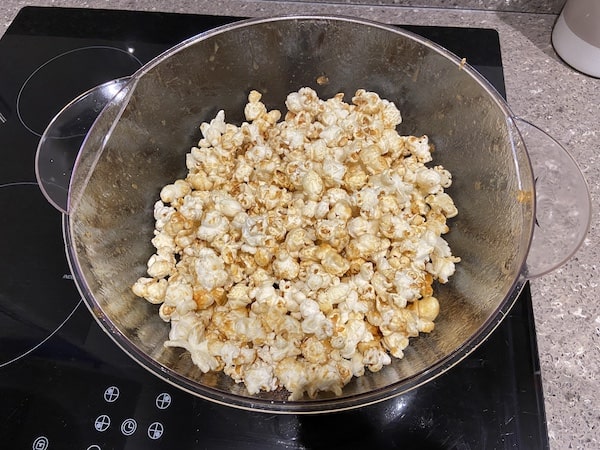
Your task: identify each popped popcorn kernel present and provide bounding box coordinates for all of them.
[133,87,460,400]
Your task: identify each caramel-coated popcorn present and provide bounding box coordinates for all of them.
[132,87,460,399]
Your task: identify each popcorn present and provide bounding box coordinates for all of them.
[133,88,460,400]
[131,277,167,304]
[160,179,192,204]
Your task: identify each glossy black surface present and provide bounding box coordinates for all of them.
[0,7,547,449]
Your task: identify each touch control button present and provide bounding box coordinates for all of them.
[121,418,137,436]
[103,386,120,403]
[32,436,49,450]
[147,422,164,440]
[155,392,172,410]
[94,415,111,432]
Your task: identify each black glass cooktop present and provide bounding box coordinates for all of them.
[0,7,548,449]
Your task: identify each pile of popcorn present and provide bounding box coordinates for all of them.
[132,87,460,400]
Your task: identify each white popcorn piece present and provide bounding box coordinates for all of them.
[146,253,175,278]
[196,210,229,242]
[362,345,392,372]
[194,248,229,291]
[302,170,324,201]
[244,360,278,395]
[164,279,194,313]
[405,135,433,163]
[273,250,301,280]
[199,110,227,147]
[131,277,167,304]
[153,201,175,231]
[160,179,192,204]
[132,87,459,400]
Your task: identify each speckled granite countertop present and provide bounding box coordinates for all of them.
[1,1,598,449]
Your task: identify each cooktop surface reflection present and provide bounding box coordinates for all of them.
[0,7,548,449]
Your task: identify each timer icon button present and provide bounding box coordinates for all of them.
[121,418,137,436]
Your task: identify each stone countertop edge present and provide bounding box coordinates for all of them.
[1,1,598,449]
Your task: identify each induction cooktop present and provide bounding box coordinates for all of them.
[0,7,548,449]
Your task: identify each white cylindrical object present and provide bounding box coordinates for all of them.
[552,0,600,78]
